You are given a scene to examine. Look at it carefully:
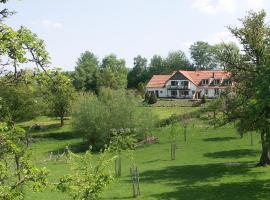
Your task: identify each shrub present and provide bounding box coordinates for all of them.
[144,92,150,103]
[148,92,157,104]
[72,88,158,149]
[201,95,207,104]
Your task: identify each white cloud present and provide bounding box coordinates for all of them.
[41,19,63,29]
[192,0,236,14]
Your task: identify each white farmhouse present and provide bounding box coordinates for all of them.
[145,70,232,99]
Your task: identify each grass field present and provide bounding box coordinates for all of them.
[22,104,270,200]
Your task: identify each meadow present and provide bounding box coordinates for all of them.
[21,101,270,200]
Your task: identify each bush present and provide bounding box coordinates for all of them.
[144,92,150,103]
[148,92,157,104]
[72,88,158,149]
[200,95,207,104]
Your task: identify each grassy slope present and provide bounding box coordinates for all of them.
[23,105,270,200]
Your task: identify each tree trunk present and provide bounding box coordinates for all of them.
[257,132,270,166]
[15,155,21,181]
[60,115,64,127]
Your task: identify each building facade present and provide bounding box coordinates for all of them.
[146,70,232,99]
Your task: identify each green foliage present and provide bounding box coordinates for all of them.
[98,54,128,90]
[164,50,192,72]
[221,10,270,165]
[148,92,157,104]
[127,55,148,88]
[72,88,158,148]
[144,92,150,103]
[0,80,47,122]
[73,51,99,91]
[38,70,75,126]
[190,41,217,70]
[201,94,207,104]
[0,123,49,200]
[57,148,114,200]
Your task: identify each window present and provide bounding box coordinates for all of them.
[171,81,178,86]
[223,79,232,85]
[181,91,189,96]
[214,79,220,85]
[171,90,177,96]
[202,79,209,85]
[214,88,220,95]
[159,90,163,94]
[181,81,189,86]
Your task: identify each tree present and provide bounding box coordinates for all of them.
[38,70,75,126]
[73,51,99,92]
[72,89,157,148]
[221,10,270,166]
[148,55,166,75]
[127,55,148,88]
[0,2,51,197]
[212,42,240,69]
[190,41,217,70]
[164,50,192,72]
[98,54,128,90]
[57,147,114,200]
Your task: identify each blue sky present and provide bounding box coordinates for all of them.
[4,0,270,70]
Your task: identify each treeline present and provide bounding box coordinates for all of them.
[68,41,239,91]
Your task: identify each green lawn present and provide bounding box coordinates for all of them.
[22,107,270,200]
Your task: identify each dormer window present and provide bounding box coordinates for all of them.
[213,79,220,85]
[202,79,209,85]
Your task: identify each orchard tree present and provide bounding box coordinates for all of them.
[38,70,75,126]
[73,51,99,92]
[221,10,270,166]
[98,54,128,90]
[57,147,114,200]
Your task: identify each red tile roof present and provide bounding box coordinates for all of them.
[146,75,171,88]
[146,70,230,88]
[180,70,230,85]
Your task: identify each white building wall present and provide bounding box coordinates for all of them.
[146,87,168,98]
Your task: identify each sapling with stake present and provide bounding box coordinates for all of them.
[110,128,136,177]
[168,124,178,160]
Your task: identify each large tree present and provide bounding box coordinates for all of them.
[73,51,99,91]
[190,41,217,70]
[164,50,192,72]
[98,54,128,90]
[148,55,166,75]
[222,10,270,166]
[127,55,148,88]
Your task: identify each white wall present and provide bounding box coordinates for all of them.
[146,87,168,98]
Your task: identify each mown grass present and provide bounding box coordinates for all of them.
[22,104,270,200]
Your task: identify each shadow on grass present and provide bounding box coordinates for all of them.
[150,179,270,200]
[32,131,79,140]
[138,162,267,200]
[50,141,90,154]
[139,162,257,185]
[203,136,238,142]
[204,149,260,159]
